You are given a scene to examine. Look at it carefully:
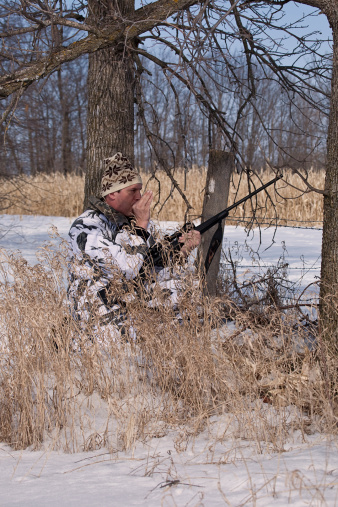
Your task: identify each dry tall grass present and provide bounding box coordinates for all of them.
[0,168,324,227]
[0,173,84,218]
[0,235,336,453]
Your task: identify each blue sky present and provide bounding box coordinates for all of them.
[272,1,332,54]
[136,0,332,54]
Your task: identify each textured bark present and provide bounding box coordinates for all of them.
[199,150,233,296]
[319,6,338,345]
[57,69,72,175]
[84,0,135,208]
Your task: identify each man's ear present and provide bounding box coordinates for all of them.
[105,192,116,206]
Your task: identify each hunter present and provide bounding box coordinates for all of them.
[67,152,201,341]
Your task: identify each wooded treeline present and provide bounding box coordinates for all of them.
[0,53,328,177]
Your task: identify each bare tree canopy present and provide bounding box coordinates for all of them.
[0,0,202,98]
[0,1,330,105]
[1,1,330,151]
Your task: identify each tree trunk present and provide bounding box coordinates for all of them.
[199,150,233,296]
[57,68,72,175]
[25,102,36,176]
[319,12,338,346]
[84,0,135,209]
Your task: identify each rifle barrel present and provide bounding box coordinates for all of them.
[196,173,283,234]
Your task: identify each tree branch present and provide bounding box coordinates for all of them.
[0,0,200,99]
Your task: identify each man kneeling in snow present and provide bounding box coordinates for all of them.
[67,152,201,342]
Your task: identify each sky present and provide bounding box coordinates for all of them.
[135,0,332,39]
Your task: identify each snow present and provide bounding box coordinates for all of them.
[0,214,334,507]
[1,431,337,506]
[1,435,337,506]
[0,214,322,291]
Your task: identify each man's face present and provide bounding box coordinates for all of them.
[105,183,142,217]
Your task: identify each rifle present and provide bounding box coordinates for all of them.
[144,173,283,272]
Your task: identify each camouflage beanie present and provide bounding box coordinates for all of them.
[101,152,142,197]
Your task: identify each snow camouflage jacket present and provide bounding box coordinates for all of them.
[67,196,191,329]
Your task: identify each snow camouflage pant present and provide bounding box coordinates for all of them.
[67,196,199,343]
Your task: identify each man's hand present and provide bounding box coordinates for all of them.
[132,190,153,230]
[179,229,201,257]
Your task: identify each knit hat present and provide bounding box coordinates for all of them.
[101,152,142,197]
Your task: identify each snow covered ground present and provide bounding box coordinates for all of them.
[0,214,322,291]
[1,430,337,506]
[0,214,334,507]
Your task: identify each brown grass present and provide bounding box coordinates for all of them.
[0,168,324,227]
[0,173,84,218]
[0,235,336,454]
